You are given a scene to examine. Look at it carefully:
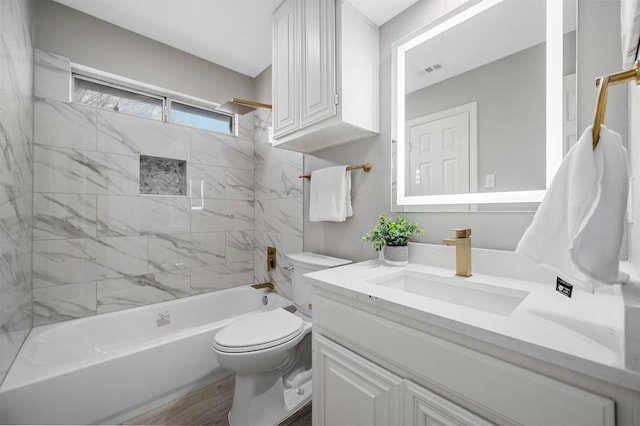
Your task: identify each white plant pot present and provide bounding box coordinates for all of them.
[383,245,408,266]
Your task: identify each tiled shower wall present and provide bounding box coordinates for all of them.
[33,49,303,326]
[254,108,303,297]
[0,0,34,381]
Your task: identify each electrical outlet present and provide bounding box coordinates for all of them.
[485,174,495,189]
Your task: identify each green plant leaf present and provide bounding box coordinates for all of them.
[362,214,424,251]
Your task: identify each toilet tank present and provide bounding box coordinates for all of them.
[285,252,351,317]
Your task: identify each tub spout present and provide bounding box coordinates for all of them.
[251,282,275,290]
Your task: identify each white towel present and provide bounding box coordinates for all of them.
[621,0,640,68]
[516,125,629,293]
[309,166,353,222]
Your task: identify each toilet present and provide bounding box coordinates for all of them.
[212,252,351,426]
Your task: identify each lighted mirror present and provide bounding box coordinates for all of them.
[392,0,576,211]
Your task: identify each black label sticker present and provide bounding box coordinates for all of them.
[556,277,573,298]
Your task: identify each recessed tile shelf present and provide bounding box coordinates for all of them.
[139,155,187,196]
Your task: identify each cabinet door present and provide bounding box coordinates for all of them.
[299,0,336,128]
[404,380,495,426]
[314,334,403,426]
[272,0,298,137]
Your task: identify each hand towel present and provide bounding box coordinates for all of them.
[516,125,629,293]
[309,166,353,222]
[621,0,640,68]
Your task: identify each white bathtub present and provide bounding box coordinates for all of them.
[0,285,292,425]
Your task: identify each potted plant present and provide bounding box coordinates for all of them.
[362,214,423,265]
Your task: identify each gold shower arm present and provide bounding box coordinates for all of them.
[592,60,640,148]
[230,98,272,110]
[215,98,272,115]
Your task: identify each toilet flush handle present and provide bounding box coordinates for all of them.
[284,266,294,272]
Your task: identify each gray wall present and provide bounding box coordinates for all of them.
[255,66,272,105]
[34,0,255,106]
[629,63,640,267]
[304,0,531,262]
[0,0,34,384]
[577,0,626,145]
[303,0,624,263]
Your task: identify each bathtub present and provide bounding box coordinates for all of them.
[0,285,292,425]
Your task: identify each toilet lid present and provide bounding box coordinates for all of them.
[213,308,304,353]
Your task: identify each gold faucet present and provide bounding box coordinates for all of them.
[443,229,472,277]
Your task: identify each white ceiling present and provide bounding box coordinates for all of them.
[52,0,418,78]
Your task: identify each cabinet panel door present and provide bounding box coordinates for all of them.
[299,0,336,128]
[404,380,495,426]
[314,334,403,426]
[314,294,616,426]
[272,0,298,137]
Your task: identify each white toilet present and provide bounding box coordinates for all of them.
[212,252,351,426]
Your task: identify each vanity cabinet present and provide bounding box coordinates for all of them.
[271,0,379,152]
[312,290,617,426]
[402,380,496,426]
[315,333,494,426]
[314,334,403,426]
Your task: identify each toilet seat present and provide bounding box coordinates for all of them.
[213,308,305,353]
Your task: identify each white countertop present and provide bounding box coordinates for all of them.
[305,245,640,392]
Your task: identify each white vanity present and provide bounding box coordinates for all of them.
[306,244,640,425]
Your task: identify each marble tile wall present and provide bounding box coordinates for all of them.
[32,49,260,325]
[253,109,303,299]
[32,48,304,325]
[0,0,34,383]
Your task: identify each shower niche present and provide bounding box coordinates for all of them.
[139,155,187,196]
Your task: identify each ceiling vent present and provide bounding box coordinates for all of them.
[424,63,443,73]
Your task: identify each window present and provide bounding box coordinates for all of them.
[74,77,164,120]
[169,101,232,134]
[73,74,234,135]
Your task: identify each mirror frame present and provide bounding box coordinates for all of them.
[392,0,564,206]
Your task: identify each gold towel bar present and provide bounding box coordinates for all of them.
[299,163,372,180]
[592,60,640,148]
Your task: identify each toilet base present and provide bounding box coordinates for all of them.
[228,371,312,426]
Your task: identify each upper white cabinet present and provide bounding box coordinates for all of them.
[272,0,379,153]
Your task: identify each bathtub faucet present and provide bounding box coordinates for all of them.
[156,311,171,327]
[251,282,275,290]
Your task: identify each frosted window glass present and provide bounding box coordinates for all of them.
[74,78,163,120]
[170,102,233,134]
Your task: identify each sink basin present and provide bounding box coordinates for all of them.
[366,270,529,316]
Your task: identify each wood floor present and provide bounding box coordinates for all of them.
[125,375,312,426]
